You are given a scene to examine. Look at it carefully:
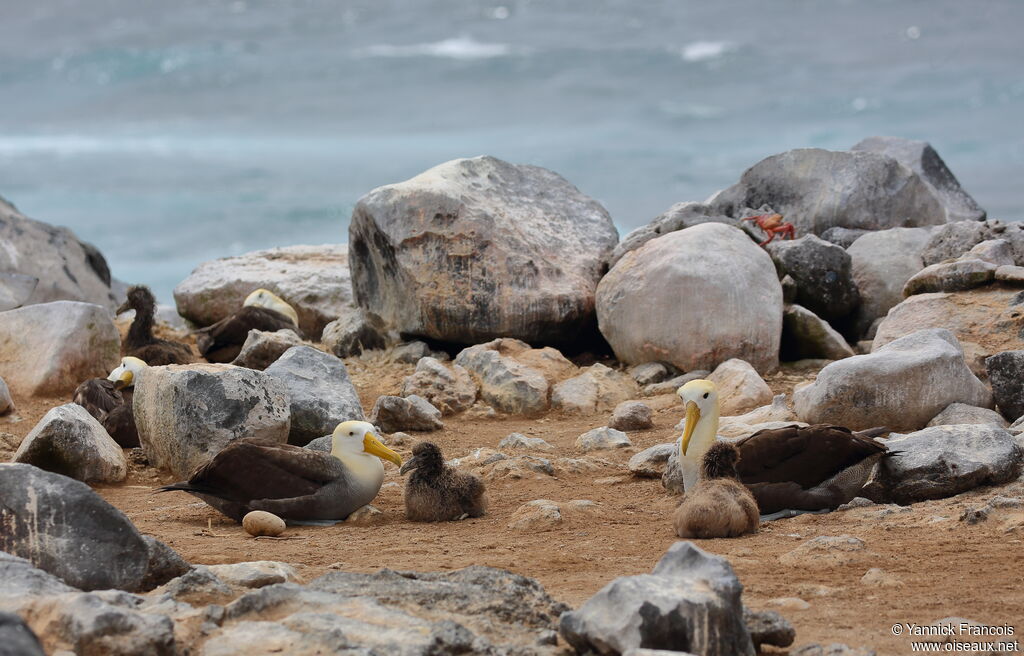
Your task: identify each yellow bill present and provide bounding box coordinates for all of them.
[363,432,402,467]
[681,401,701,456]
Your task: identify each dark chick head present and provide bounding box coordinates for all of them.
[701,441,740,480]
[119,285,157,313]
[399,441,445,476]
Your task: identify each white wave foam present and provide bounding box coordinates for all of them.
[357,35,512,60]
[0,135,177,156]
[680,40,735,62]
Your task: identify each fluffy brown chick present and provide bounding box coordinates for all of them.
[400,442,487,522]
[673,441,759,539]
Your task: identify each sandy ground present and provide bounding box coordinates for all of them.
[3,354,1023,656]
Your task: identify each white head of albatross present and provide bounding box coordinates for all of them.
[107,356,148,390]
[330,420,402,491]
[243,288,299,326]
[677,379,721,493]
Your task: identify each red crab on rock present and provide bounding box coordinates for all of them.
[742,213,796,246]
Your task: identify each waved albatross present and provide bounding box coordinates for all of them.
[400,442,487,521]
[117,285,196,365]
[157,420,402,523]
[677,379,888,518]
[193,288,301,363]
[72,356,148,447]
[673,441,759,538]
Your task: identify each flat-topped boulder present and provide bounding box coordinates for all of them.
[348,156,618,344]
[173,244,354,337]
[0,301,120,396]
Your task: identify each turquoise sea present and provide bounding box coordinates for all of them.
[1,0,1021,300]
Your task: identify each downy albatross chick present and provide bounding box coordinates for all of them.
[157,420,402,523]
[673,441,759,538]
[117,285,196,365]
[193,288,301,363]
[400,442,487,522]
[677,379,888,518]
[72,356,148,447]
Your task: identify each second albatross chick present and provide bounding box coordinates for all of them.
[673,441,759,538]
[400,442,487,522]
[157,420,402,523]
[117,285,196,365]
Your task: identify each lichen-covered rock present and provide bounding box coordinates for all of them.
[876,425,1023,504]
[850,136,985,223]
[230,329,303,370]
[401,357,477,416]
[454,341,550,415]
[609,401,654,431]
[0,198,117,310]
[173,244,354,337]
[320,308,391,358]
[369,395,442,432]
[985,350,1024,421]
[782,304,855,361]
[597,223,783,373]
[847,227,933,333]
[872,288,1024,376]
[134,363,291,477]
[0,464,150,591]
[264,346,364,445]
[903,259,996,296]
[0,301,120,396]
[13,404,127,483]
[348,156,618,344]
[551,363,639,415]
[794,329,991,431]
[559,542,755,656]
[767,235,860,321]
[708,359,774,416]
[576,426,632,451]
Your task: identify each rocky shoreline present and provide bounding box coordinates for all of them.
[2,136,1023,654]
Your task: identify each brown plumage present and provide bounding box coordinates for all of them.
[734,425,888,515]
[118,285,196,365]
[673,441,759,539]
[72,378,139,447]
[400,442,487,522]
[194,306,298,363]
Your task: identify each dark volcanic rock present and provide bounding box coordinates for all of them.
[708,148,950,235]
[986,350,1024,421]
[767,235,860,321]
[744,607,796,649]
[0,464,150,591]
[349,155,618,345]
[264,346,364,445]
[139,536,192,592]
[0,611,45,656]
[559,542,754,656]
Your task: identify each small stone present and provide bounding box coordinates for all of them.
[836,497,876,511]
[903,258,996,296]
[14,403,127,483]
[207,561,299,588]
[779,536,868,568]
[497,433,555,452]
[765,597,810,611]
[627,362,673,386]
[369,395,443,432]
[628,443,677,478]
[860,568,903,587]
[391,341,433,364]
[507,500,563,531]
[345,505,385,526]
[242,511,286,537]
[791,643,877,656]
[994,265,1024,285]
[575,426,631,452]
[608,401,654,431]
[230,328,303,370]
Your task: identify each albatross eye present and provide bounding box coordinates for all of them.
[349,431,354,436]
[702,392,709,399]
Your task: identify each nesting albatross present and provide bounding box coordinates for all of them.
[157,420,402,523]
[193,288,301,363]
[676,379,888,518]
[400,442,487,522]
[673,441,759,538]
[72,356,148,447]
[118,285,196,365]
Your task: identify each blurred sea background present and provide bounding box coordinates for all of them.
[0,0,1022,302]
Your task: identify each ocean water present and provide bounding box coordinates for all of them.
[1,0,1022,302]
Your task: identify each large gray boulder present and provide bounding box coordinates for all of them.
[133,363,291,477]
[14,404,127,483]
[0,301,120,396]
[847,227,933,332]
[559,542,755,656]
[0,464,150,591]
[794,329,991,431]
[767,235,860,321]
[850,136,985,223]
[597,223,783,373]
[872,288,1024,377]
[609,201,746,267]
[173,244,353,337]
[348,156,618,344]
[707,148,950,235]
[0,197,117,310]
[264,346,364,445]
[876,425,1023,504]
[986,351,1024,421]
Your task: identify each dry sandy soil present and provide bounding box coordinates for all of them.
[3,351,1023,656]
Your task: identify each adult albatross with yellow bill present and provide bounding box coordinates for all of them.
[158,420,402,523]
[677,379,888,518]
